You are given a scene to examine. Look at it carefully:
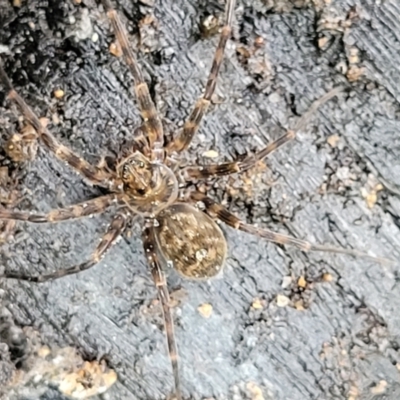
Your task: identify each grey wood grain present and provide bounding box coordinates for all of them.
[0,0,399,399]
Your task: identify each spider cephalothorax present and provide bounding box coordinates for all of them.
[117,152,178,216]
[0,0,392,399]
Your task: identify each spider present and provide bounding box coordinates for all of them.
[0,0,391,399]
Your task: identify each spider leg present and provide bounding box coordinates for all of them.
[101,0,164,161]
[1,213,127,282]
[0,194,118,223]
[142,222,182,400]
[167,0,236,154]
[190,192,393,266]
[184,130,295,180]
[0,61,114,188]
[183,86,344,180]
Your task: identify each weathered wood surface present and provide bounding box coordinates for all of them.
[0,0,400,399]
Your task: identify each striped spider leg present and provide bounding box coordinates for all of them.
[167,0,237,154]
[142,222,182,399]
[189,192,392,266]
[182,86,343,181]
[0,210,128,283]
[177,86,391,266]
[101,0,164,161]
[0,62,115,189]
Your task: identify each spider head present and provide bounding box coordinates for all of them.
[119,152,152,190]
[117,152,178,216]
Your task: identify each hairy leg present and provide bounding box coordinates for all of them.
[101,0,164,161]
[167,0,237,154]
[184,130,294,180]
[1,213,127,282]
[142,221,182,400]
[0,194,119,223]
[190,191,392,265]
[0,60,114,188]
[183,86,343,180]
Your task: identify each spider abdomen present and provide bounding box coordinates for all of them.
[154,203,227,279]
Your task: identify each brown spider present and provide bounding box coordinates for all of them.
[0,0,392,399]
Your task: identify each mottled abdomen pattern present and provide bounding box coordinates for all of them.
[155,204,227,279]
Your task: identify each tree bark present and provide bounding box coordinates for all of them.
[0,0,399,399]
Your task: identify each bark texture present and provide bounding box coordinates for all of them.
[0,0,400,399]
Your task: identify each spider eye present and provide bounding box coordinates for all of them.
[138,161,145,168]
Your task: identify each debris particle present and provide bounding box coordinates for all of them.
[365,191,377,208]
[200,14,219,38]
[294,300,305,311]
[109,41,122,57]
[251,298,263,310]
[59,360,117,399]
[346,65,364,82]
[246,381,264,400]
[281,276,292,289]
[0,166,9,185]
[336,61,348,75]
[72,8,93,41]
[52,113,61,125]
[202,149,219,158]
[276,294,290,308]
[348,47,359,64]
[0,44,10,54]
[2,325,117,398]
[5,121,41,162]
[169,287,188,308]
[318,36,329,49]
[254,36,264,48]
[336,166,350,181]
[370,380,387,395]
[348,385,360,400]
[37,345,51,358]
[360,180,383,209]
[236,45,251,61]
[54,88,65,99]
[297,276,307,289]
[327,134,340,147]
[139,0,155,6]
[322,273,333,282]
[198,303,213,318]
[139,15,161,53]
